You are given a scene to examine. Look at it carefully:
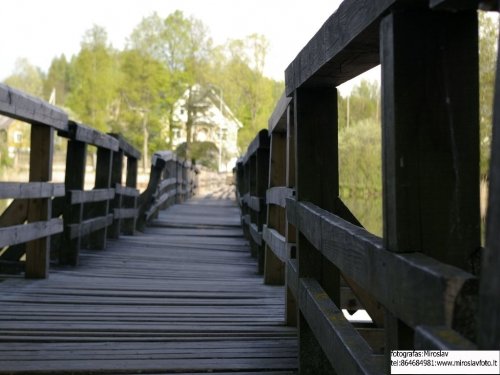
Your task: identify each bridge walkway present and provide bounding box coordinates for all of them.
[0,190,297,374]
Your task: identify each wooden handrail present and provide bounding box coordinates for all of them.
[236,0,499,372]
[0,83,197,279]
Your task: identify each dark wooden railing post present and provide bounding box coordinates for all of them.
[294,87,339,374]
[122,155,139,235]
[285,101,297,327]
[88,147,113,249]
[264,95,290,285]
[25,124,54,278]
[380,9,480,365]
[106,134,141,239]
[60,140,86,266]
[136,154,166,231]
[108,148,124,239]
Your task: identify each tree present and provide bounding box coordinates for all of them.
[116,49,170,169]
[209,34,283,151]
[129,11,213,158]
[43,54,71,106]
[3,58,44,97]
[479,12,498,177]
[66,25,119,132]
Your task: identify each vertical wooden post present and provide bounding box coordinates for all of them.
[25,124,54,278]
[256,136,270,275]
[61,140,87,266]
[295,87,339,374]
[380,8,479,367]
[286,102,298,327]
[136,156,165,231]
[479,29,500,350]
[176,160,183,204]
[264,131,286,284]
[108,149,123,239]
[123,156,138,235]
[88,148,112,249]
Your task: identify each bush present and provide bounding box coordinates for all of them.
[175,141,219,170]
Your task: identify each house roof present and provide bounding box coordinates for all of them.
[174,84,243,130]
[0,115,14,130]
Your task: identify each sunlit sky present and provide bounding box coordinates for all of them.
[1,0,379,93]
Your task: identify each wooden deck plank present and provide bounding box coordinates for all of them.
[0,195,297,374]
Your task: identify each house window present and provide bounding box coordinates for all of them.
[13,131,23,144]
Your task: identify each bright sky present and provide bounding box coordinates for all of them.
[1,0,379,93]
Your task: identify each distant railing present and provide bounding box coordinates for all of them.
[236,0,499,373]
[237,130,269,274]
[0,83,198,279]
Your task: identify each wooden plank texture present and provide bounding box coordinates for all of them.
[63,121,119,151]
[69,188,115,204]
[263,225,288,262]
[298,278,384,374]
[269,93,292,134]
[0,219,63,248]
[267,187,294,208]
[109,133,141,159]
[0,182,64,199]
[0,83,68,130]
[284,0,403,95]
[291,200,476,330]
[0,194,297,374]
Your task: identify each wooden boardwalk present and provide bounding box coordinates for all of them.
[0,190,297,374]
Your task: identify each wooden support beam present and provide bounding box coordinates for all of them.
[294,86,339,374]
[108,149,124,239]
[0,83,68,131]
[0,219,63,248]
[0,182,64,199]
[287,199,476,331]
[62,121,119,151]
[284,0,402,96]
[61,140,86,266]
[0,199,29,228]
[285,101,297,327]
[25,124,54,278]
[87,148,112,249]
[380,8,480,362]
[298,278,384,374]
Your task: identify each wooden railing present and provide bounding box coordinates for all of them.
[0,83,198,279]
[236,0,500,373]
[237,130,269,274]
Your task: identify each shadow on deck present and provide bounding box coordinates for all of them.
[0,189,297,374]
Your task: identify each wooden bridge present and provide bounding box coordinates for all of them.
[1,0,500,374]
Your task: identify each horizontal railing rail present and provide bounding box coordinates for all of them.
[236,129,269,274]
[0,83,198,279]
[236,0,500,372]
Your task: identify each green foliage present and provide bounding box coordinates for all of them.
[115,49,171,165]
[3,10,284,162]
[479,12,498,177]
[43,54,71,105]
[3,58,44,97]
[338,79,380,130]
[0,130,12,168]
[66,25,119,132]
[208,34,283,150]
[339,118,381,197]
[175,141,219,170]
[337,81,382,235]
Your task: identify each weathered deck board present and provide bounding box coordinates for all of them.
[0,193,297,374]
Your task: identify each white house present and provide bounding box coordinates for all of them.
[171,84,242,172]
